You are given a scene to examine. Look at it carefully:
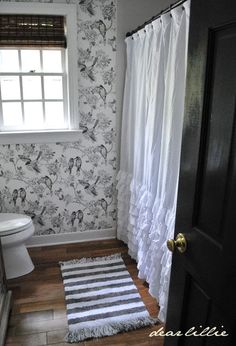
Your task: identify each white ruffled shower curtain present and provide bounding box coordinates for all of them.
[117,1,190,322]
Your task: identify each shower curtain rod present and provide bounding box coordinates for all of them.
[126,0,187,38]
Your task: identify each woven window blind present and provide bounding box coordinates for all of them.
[0,15,66,47]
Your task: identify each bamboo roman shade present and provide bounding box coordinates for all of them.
[0,14,66,47]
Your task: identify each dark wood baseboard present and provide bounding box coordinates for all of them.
[0,290,12,346]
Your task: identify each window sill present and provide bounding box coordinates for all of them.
[0,129,82,145]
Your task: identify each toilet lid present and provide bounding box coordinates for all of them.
[0,213,33,236]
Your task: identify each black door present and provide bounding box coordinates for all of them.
[164,0,236,345]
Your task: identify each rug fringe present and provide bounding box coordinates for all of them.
[65,316,159,342]
[59,253,122,266]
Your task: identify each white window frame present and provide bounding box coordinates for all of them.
[0,2,80,144]
[0,47,68,131]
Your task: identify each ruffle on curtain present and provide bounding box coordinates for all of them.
[117,1,190,322]
[116,171,132,244]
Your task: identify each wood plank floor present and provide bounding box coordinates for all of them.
[5,239,164,346]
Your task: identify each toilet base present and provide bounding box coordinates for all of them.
[2,244,34,280]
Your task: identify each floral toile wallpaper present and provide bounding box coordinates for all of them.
[0,0,117,236]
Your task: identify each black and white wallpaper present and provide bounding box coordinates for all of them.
[0,0,117,236]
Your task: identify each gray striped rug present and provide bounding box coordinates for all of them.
[60,253,158,342]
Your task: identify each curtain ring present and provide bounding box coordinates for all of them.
[182,5,185,10]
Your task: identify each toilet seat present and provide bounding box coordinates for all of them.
[0,213,32,237]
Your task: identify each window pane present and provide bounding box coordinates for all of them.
[24,102,44,129]
[45,102,65,128]
[0,50,19,72]
[42,50,62,72]
[0,76,21,100]
[21,50,41,72]
[2,102,22,127]
[22,76,42,99]
[44,76,63,99]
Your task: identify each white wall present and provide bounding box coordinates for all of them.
[116,0,173,164]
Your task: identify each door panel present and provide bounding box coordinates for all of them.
[165,0,236,345]
[196,24,236,240]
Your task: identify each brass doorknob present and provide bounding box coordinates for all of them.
[167,233,187,253]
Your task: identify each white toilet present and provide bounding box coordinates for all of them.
[0,213,34,279]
